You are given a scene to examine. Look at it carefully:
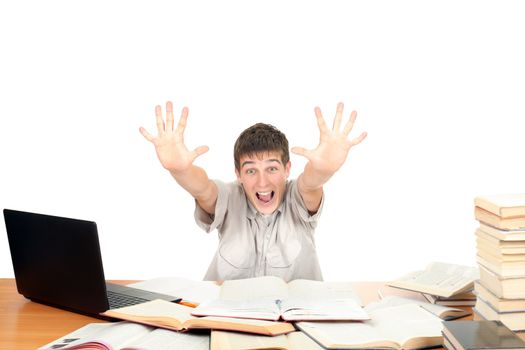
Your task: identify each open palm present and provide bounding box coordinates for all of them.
[292,103,367,175]
[139,102,208,173]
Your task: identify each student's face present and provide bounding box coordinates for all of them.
[235,151,291,215]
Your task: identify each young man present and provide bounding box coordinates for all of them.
[140,102,366,281]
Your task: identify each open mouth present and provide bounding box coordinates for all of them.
[256,191,274,204]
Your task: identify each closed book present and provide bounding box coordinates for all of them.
[422,290,476,307]
[477,224,525,242]
[477,255,525,279]
[442,320,525,350]
[474,281,525,312]
[476,228,525,254]
[474,298,525,331]
[478,264,525,299]
[475,207,525,231]
[475,194,525,218]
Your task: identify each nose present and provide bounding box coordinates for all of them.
[256,173,269,187]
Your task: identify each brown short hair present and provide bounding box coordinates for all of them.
[234,123,290,171]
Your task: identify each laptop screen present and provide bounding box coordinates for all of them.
[4,209,110,314]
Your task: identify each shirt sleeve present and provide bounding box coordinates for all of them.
[288,179,324,225]
[194,179,230,233]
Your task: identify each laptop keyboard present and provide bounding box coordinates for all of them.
[107,290,149,309]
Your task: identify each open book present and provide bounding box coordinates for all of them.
[101,299,294,336]
[211,331,324,350]
[377,293,471,320]
[296,302,444,350]
[128,276,221,305]
[38,321,209,350]
[191,276,368,321]
[386,262,479,298]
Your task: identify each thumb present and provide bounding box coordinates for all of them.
[291,146,310,159]
[192,145,209,159]
[139,127,155,143]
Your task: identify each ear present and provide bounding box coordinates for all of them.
[285,161,291,178]
[235,169,242,182]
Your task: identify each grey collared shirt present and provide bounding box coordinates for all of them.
[194,179,324,282]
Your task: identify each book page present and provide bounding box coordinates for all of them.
[387,262,479,297]
[371,304,443,349]
[192,297,281,320]
[297,320,396,349]
[38,322,154,350]
[103,299,196,327]
[129,277,220,304]
[211,330,289,350]
[297,304,443,349]
[211,331,324,350]
[279,297,369,321]
[287,279,363,305]
[287,332,325,350]
[122,328,209,350]
[219,276,289,300]
[371,295,469,320]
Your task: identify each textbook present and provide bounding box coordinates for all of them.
[422,291,476,307]
[101,299,295,336]
[442,320,525,350]
[475,194,525,219]
[387,262,479,298]
[296,303,444,350]
[477,223,525,242]
[211,330,324,350]
[474,281,525,313]
[478,264,525,299]
[129,277,220,305]
[474,297,525,331]
[376,294,471,320]
[191,275,368,321]
[477,255,525,279]
[38,321,210,350]
[475,207,525,231]
[476,228,525,254]
[379,282,475,307]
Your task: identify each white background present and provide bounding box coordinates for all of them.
[1,0,524,281]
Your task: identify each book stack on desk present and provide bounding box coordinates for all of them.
[442,320,525,350]
[421,290,476,307]
[473,194,525,331]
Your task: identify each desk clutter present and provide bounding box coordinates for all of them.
[37,193,525,349]
[473,194,525,331]
[39,275,469,350]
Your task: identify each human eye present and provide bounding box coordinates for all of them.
[246,169,256,175]
[268,167,279,173]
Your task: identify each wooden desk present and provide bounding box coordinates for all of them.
[0,278,135,350]
[0,278,522,349]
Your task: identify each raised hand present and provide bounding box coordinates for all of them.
[291,102,367,178]
[139,101,209,174]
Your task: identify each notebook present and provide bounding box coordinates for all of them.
[3,208,181,319]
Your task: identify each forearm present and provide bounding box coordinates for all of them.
[297,163,332,214]
[170,165,218,214]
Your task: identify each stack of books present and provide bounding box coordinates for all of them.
[442,320,525,350]
[473,194,525,331]
[421,289,476,307]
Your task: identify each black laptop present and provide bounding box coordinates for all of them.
[3,208,181,319]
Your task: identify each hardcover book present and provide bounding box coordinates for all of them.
[442,320,525,350]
